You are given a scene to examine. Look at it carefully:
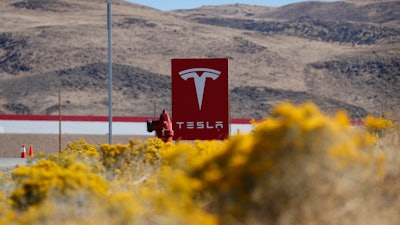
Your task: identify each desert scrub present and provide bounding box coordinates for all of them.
[142,145,219,225]
[0,102,398,225]
[46,140,104,173]
[9,159,108,210]
[2,138,217,225]
[100,140,218,225]
[61,139,99,158]
[187,102,386,223]
[161,140,224,170]
[364,115,395,137]
[99,138,159,169]
[99,138,173,180]
[0,172,15,225]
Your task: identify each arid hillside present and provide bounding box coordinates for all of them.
[0,0,399,119]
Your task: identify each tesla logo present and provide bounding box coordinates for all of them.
[179,68,220,110]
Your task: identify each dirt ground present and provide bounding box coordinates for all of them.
[0,134,153,158]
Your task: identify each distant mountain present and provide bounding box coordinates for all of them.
[0,0,399,119]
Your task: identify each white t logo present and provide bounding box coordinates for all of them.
[179,68,221,110]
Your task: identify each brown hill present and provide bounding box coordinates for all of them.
[0,0,399,119]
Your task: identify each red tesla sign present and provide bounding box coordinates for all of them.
[172,58,229,140]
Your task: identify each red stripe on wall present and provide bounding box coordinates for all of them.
[0,115,364,126]
[0,115,148,122]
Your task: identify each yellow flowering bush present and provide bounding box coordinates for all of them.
[62,139,99,158]
[187,102,386,222]
[97,139,218,225]
[0,172,15,225]
[1,102,399,225]
[9,159,108,210]
[364,115,395,136]
[99,138,169,171]
[45,140,104,173]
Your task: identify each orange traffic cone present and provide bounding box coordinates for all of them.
[21,145,26,158]
[28,145,34,157]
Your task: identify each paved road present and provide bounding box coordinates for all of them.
[0,158,33,172]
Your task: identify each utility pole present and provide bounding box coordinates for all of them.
[107,1,113,144]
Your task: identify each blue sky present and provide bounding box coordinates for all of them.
[126,0,338,11]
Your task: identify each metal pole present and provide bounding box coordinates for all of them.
[107,2,113,144]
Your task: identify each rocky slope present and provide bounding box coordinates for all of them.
[0,0,399,119]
